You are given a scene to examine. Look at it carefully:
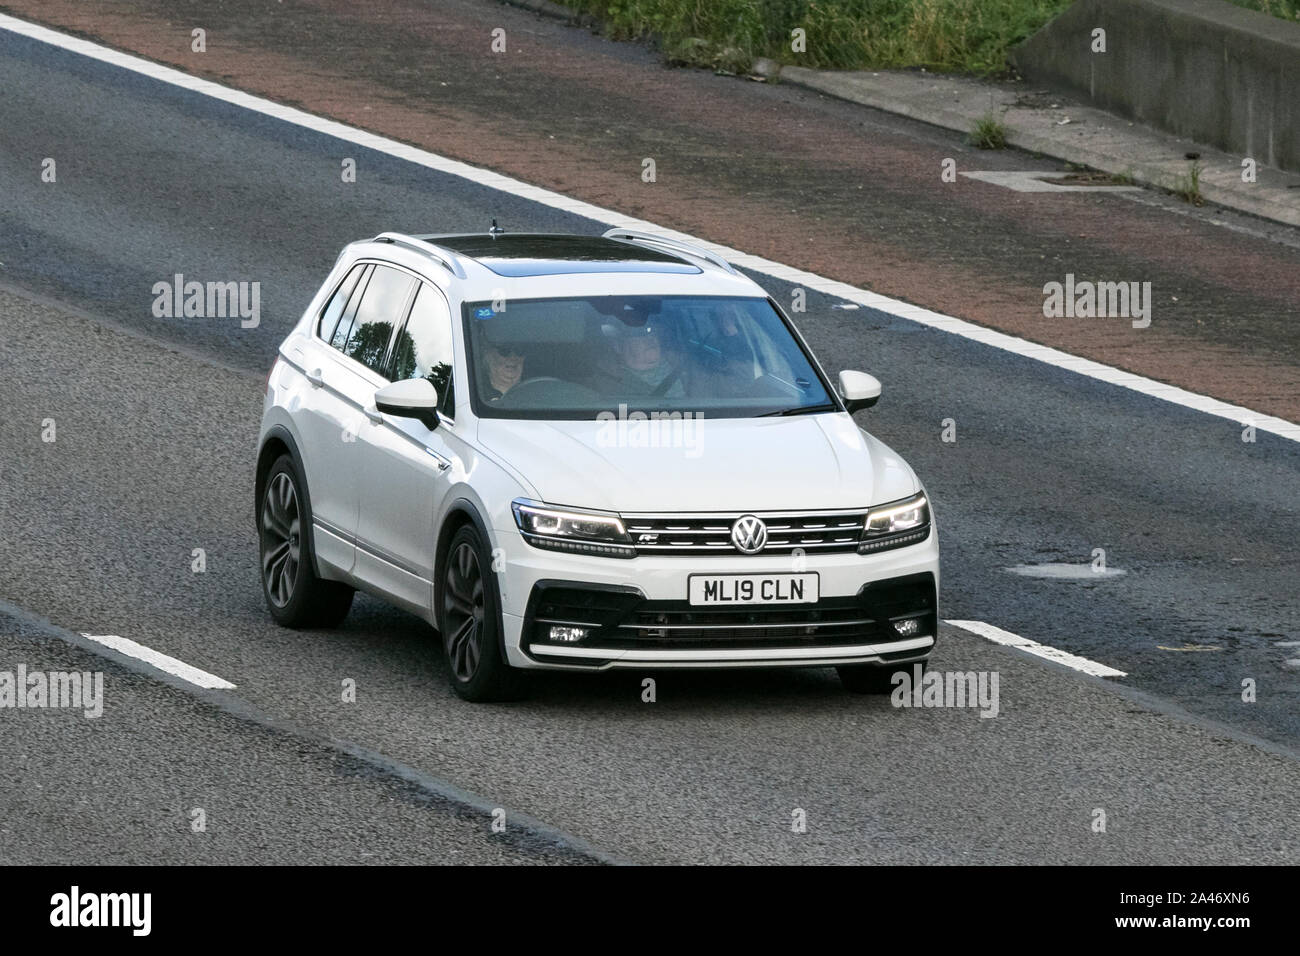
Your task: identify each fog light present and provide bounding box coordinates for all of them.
[893,619,920,637]
[549,625,589,643]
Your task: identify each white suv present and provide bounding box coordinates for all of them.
[256,228,939,701]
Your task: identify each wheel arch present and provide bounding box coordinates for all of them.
[434,498,508,660]
[255,425,323,577]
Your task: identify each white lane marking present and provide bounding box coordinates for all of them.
[1005,562,1128,580]
[1,15,1297,444]
[79,633,236,690]
[946,619,1127,678]
[960,170,1140,193]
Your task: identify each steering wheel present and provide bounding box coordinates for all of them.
[496,376,600,407]
[512,376,564,389]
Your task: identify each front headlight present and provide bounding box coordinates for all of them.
[512,499,636,558]
[859,493,930,553]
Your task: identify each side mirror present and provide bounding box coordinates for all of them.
[838,370,881,413]
[375,378,440,430]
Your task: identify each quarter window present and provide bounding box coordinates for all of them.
[317,263,366,343]
[330,264,372,351]
[392,283,455,416]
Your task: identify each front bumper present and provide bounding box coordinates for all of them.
[492,524,940,670]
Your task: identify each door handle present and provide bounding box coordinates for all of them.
[306,368,324,388]
[364,407,384,424]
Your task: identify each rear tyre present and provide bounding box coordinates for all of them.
[258,455,354,628]
[438,524,526,702]
[838,658,927,694]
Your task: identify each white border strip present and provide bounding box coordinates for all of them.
[80,633,236,690]
[530,634,934,661]
[946,620,1127,678]
[2,12,1297,443]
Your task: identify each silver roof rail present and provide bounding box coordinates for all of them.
[371,232,468,279]
[602,228,738,274]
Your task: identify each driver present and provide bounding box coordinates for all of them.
[475,318,529,402]
[482,340,525,402]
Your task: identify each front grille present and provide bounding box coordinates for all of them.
[622,509,866,555]
[524,574,936,655]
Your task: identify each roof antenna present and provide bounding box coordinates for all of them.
[488,218,505,238]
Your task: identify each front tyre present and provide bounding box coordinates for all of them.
[258,455,353,628]
[438,525,526,702]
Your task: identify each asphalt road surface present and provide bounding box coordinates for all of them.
[0,12,1297,864]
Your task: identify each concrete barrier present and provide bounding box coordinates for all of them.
[1011,0,1300,173]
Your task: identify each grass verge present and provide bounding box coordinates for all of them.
[1228,0,1300,22]
[558,0,1072,75]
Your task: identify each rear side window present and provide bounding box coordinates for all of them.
[392,283,456,417]
[340,265,416,376]
[317,263,366,343]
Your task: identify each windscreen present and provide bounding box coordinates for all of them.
[463,295,835,420]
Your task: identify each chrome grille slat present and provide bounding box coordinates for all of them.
[633,540,853,551]
[620,618,875,632]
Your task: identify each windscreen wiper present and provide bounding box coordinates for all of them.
[757,403,838,417]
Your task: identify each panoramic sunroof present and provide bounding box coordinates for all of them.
[430,234,702,277]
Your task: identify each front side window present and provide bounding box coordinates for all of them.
[340,265,415,376]
[462,295,835,419]
[392,283,455,416]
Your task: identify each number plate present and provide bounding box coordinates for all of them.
[688,573,819,606]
